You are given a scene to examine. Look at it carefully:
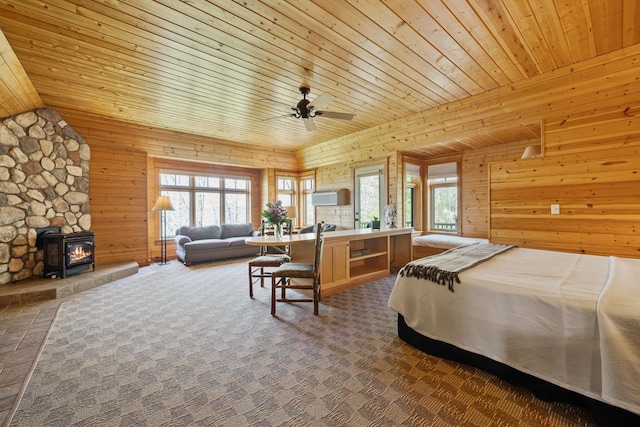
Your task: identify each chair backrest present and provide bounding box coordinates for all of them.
[298,223,336,234]
[312,222,325,281]
[261,219,292,255]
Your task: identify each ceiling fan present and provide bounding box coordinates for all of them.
[264,86,355,131]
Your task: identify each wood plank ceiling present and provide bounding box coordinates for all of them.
[0,0,638,155]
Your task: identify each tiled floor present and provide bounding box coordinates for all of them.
[0,299,60,425]
[0,262,139,426]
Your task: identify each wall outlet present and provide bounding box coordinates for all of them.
[551,204,560,215]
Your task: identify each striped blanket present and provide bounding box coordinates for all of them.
[399,243,514,292]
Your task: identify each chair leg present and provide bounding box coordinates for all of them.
[248,264,254,298]
[313,281,319,315]
[271,275,277,316]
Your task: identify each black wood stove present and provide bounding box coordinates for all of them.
[42,230,95,278]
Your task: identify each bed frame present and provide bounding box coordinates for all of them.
[412,234,488,260]
[397,314,639,427]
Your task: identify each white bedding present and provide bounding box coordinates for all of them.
[412,234,488,249]
[388,247,640,415]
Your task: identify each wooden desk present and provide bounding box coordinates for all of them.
[245,233,316,247]
[246,228,413,297]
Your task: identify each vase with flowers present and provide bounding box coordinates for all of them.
[261,200,289,239]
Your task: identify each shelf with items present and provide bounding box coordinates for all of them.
[314,228,413,296]
[347,235,389,281]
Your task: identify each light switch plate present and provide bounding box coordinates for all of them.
[551,204,560,215]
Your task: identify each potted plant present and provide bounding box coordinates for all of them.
[371,216,380,230]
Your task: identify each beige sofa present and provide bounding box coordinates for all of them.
[174,223,260,265]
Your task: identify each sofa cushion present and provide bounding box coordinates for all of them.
[184,239,229,251]
[227,236,250,247]
[178,225,221,240]
[220,222,254,239]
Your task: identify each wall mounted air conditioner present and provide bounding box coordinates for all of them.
[311,189,348,206]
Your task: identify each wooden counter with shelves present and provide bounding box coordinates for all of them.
[319,228,413,296]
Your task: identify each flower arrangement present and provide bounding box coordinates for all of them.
[261,200,289,225]
[261,200,289,238]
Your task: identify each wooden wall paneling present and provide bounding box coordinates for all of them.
[90,146,149,266]
[314,162,354,229]
[544,103,640,156]
[58,109,298,170]
[490,116,640,258]
[410,139,534,239]
[0,28,42,117]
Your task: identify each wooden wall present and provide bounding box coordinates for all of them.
[90,146,148,266]
[28,43,640,265]
[461,139,536,238]
[312,154,399,230]
[490,104,640,258]
[0,29,42,117]
[67,112,284,266]
[61,110,297,171]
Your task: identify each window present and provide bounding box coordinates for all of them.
[427,162,458,232]
[276,177,295,207]
[160,171,251,237]
[405,164,420,228]
[300,177,315,226]
[354,165,385,229]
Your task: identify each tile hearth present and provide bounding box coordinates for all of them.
[0,262,139,307]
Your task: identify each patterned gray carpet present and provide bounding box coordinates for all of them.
[10,259,597,426]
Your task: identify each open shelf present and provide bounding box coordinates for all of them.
[318,228,413,295]
[349,250,387,262]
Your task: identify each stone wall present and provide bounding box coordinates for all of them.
[0,107,91,284]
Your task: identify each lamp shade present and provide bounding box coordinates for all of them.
[285,205,297,218]
[521,144,542,159]
[151,195,175,211]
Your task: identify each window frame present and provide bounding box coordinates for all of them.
[299,175,315,227]
[274,171,316,228]
[159,170,252,237]
[426,161,460,233]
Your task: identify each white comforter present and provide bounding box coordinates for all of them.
[388,247,640,415]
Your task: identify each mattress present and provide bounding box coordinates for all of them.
[388,247,640,416]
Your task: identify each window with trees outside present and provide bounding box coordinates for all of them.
[300,176,315,226]
[276,176,295,208]
[427,162,458,232]
[159,171,251,237]
[405,163,420,228]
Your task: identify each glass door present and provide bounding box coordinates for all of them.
[354,165,385,229]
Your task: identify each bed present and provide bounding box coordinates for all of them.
[412,233,488,260]
[388,245,640,426]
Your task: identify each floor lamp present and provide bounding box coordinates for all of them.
[152,195,174,265]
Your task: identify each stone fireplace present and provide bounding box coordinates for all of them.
[0,107,91,284]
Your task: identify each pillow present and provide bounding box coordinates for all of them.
[220,223,254,239]
[178,225,221,240]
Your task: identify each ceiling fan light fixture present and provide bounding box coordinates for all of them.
[265,85,354,130]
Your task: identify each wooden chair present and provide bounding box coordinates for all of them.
[271,223,324,315]
[248,220,291,298]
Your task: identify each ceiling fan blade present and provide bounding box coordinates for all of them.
[303,117,316,131]
[308,92,335,110]
[315,111,355,120]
